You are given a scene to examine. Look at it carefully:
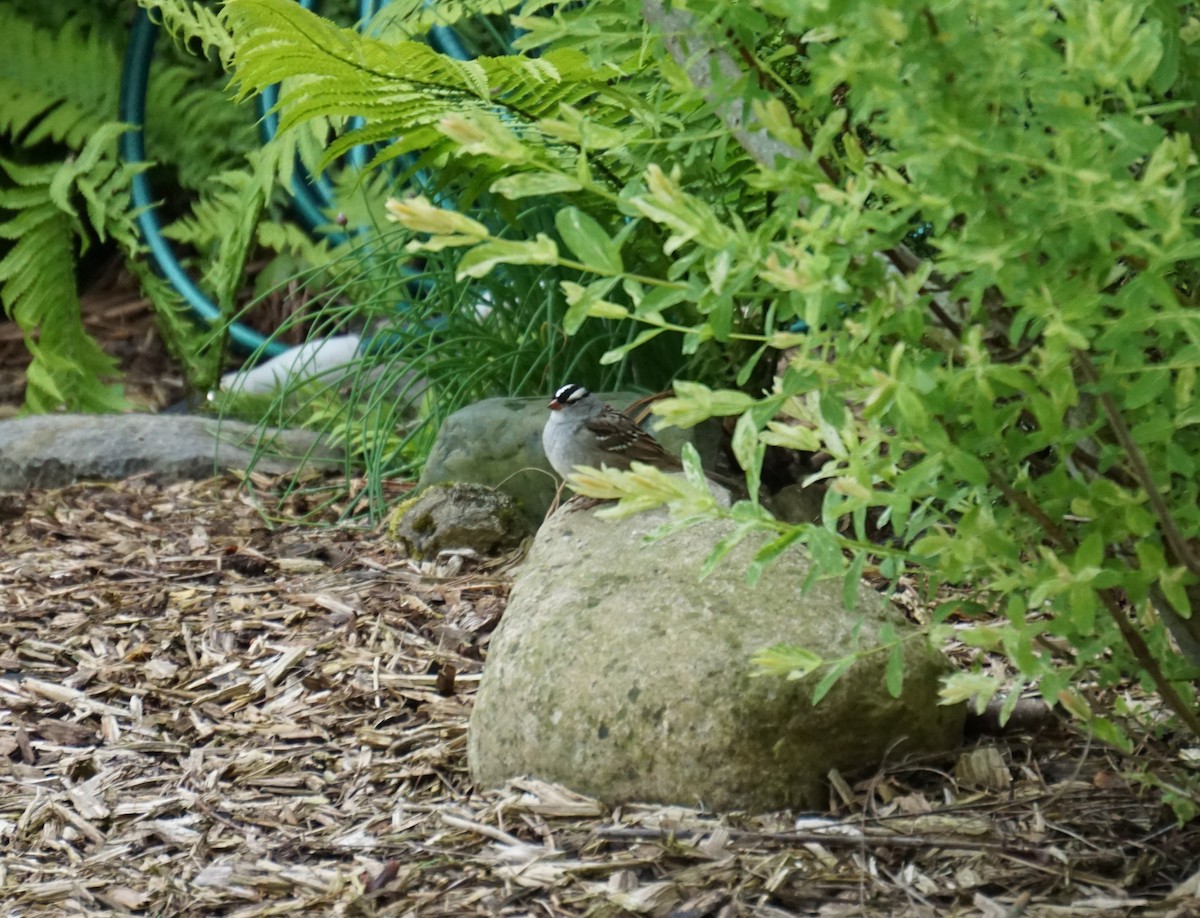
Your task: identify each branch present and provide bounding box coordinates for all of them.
[641,2,966,340]
[593,824,1042,858]
[640,0,804,170]
[1074,350,1200,580]
[1073,349,1200,666]
[990,471,1200,734]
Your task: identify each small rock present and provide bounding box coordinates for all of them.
[391,482,532,559]
[766,482,825,524]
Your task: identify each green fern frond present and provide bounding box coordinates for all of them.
[368,0,521,41]
[250,111,346,197]
[46,123,144,249]
[0,159,128,412]
[130,264,226,391]
[226,0,605,176]
[138,0,236,66]
[9,0,129,37]
[0,3,253,184]
[162,173,251,251]
[138,24,261,190]
[256,220,324,258]
[160,162,270,311]
[209,170,267,311]
[143,62,262,189]
[0,8,122,148]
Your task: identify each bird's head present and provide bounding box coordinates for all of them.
[548,383,590,411]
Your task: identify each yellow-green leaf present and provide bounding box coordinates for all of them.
[491,172,583,199]
[456,234,558,279]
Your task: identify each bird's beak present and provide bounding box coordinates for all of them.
[548,399,562,410]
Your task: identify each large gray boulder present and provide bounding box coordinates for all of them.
[418,394,715,526]
[0,414,334,491]
[469,506,964,811]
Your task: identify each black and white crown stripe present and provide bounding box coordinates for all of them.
[551,383,590,405]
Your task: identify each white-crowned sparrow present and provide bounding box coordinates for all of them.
[542,383,682,480]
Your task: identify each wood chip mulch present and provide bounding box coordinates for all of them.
[2,474,1200,917]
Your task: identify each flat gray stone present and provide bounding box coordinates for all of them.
[469,506,964,812]
[0,414,334,491]
[419,394,717,525]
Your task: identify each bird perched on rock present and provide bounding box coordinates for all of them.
[542,383,683,480]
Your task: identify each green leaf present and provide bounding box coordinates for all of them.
[1148,0,1181,93]
[843,551,867,611]
[768,331,810,349]
[947,449,989,486]
[555,206,622,273]
[629,164,736,252]
[599,327,666,364]
[701,522,757,578]
[806,526,844,577]
[761,420,821,451]
[939,672,1000,714]
[748,528,805,585]
[491,172,583,199]
[1089,716,1134,754]
[455,234,558,279]
[653,381,755,428]
[1123,369,1169,410]
[1135,540,1166,579]
[998,682,1026,727]
[811,656,854,705]
[957,625,1005,650]
[750,643,823,680]
[1074,531,1106,572]
[561,278,622,334]
[731,411,763,503]
[1159,567,1194,618]
[439,112,531,163]
[1056,688,1093,722]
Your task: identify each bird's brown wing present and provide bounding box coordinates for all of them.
[583,411,681,470]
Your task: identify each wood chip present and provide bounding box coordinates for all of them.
[0,475,1194,914]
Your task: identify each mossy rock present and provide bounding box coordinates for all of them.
[390,482,531,559]
[469,506,965,811]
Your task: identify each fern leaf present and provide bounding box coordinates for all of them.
[0,171,128,412]
[226,0,606,176]
[0,7,121,148]
[256,219,331,264]
[137,0,236,66]
[368,0,523,41]
[0,123,143,413]
[143,63,262,190]
[0,5,255,186]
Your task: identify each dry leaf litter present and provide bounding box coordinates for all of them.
[3,241,1199,916]
[1,473,1198,916]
